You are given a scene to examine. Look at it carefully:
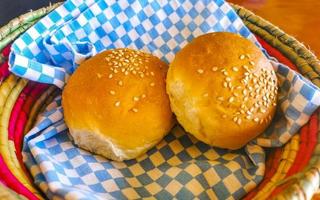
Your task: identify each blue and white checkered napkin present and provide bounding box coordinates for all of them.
[9,0,320,199]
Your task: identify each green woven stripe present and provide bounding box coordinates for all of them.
[0,3,61,52]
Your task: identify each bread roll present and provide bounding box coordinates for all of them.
[166,32,277,149]
[62,48,174,161]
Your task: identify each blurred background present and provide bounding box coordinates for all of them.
[0,0,319,56]
[229,0,320,57]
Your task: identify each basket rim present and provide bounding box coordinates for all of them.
[232,4,320,87]
[0,2,319,200]
[0,2,62,52]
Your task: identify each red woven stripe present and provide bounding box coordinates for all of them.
[0,61,10,80]
[13,84,48,159]
[0,44,11,80]
[270,111,319,197]
[8,82,35,140]
[0,155,39,200]
[256,36,298,71]
[244,35,303,198]
[2,45,11,57]
[244,148,282,199]
[7,82,48,188]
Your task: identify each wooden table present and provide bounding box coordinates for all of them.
[229,0,320,57]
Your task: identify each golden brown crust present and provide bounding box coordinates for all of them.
[62,48,174,160]
[166,32,277,149]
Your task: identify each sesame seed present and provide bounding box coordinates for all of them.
[244,72,250,76]
[217,96,224,101]
[223,71,228,76]
[203,93,209,97]
[197,69,204,74]
[223,82,228,88]
[237,118,242,125]
[240,54,245,60]
[114,69,118,73]
[225,77,231,82]
[141,94,146,98]
[125,71,129,75]
[140,74,144,78]
[150,82,155,87]
[222,114,227,118]
[150,72,155,76]
[132,108,138,113]
[246,115,252,120]
[108,74,113,79]
[118,80,123,86]
[233,117,238,122]
[133,96,140,101]
[97,73,102,78]
[253,78,257,83]
[242,89,247,95]
[232,67,239,72]
[109,90,116,95]
[254,118,259,122]
[249,61,255,65]
[229,96,235,103]
[115,101,121,107]
[212,67,218,72]
[246,54,251,59]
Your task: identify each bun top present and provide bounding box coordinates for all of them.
[62,48,174,150]
[167,32,278,149]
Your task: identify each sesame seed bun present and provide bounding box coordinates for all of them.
[166,32,278,150]
[62,48,174,161]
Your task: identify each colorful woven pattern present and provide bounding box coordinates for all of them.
[6,0,320,199]
[0,1,319,200]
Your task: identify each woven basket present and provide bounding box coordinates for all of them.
[0,2,319,200]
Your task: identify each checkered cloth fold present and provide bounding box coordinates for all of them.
[8,0,320,199]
